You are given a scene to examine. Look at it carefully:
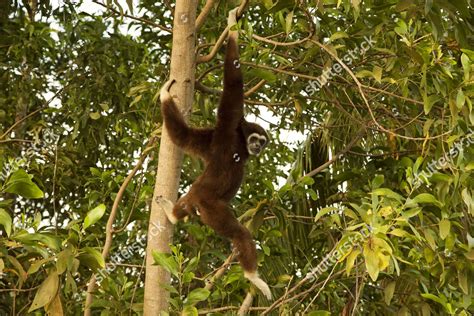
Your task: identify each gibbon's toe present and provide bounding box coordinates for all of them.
[156,197,177,224]
[160,79,175,103]
[244,271,272,300]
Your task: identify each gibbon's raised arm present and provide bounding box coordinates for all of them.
[215,31,244,134]
[160,80,214,159]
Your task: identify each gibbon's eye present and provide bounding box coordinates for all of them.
[259,138,267,147]
[249,135,259,143]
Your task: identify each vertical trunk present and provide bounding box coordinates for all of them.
[143,0,198,314]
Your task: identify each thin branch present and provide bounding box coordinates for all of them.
[196,0,249,63]
[0,286,40,292]
[302,264,337,314]
[204,252,235,291]
[251,32,311,47]
[92,0,172,33]
[84,137,157,315]
[244,79,266,97]
[362,85,423,105]
[199,306,266,314]
[310,39,450,141]
[195,0,217,31]
[0,139,35,144]
[0,88,64,140]
[196,62,267,98]
[238,292,254,315]
[195,81,291,106]
[196,26,231,64]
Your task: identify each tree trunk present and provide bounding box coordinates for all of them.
[143,0,198,314]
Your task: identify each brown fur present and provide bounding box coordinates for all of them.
[160,33,267,274]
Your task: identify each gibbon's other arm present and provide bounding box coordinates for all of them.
[160,80,213,159]
[215,11,244,134]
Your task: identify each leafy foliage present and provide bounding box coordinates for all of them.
[0,0,472,315]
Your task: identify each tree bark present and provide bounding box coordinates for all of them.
[143,0,198,314]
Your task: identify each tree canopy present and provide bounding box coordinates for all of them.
[0,0,473,315]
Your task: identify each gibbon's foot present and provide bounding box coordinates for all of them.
[227,7,239,30]
[244,271,272,300]
[155,197,177,224]
[160,79,175,104]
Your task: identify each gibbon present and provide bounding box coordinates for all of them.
[157,9,271,300]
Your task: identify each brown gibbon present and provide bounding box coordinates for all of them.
[157,8,271,300]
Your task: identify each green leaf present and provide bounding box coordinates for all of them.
[77,247,105,270]
[373,65,382,83]
[438,219,450,240]
[285,11,293,34]
[389,228,410,238]
[152,251,178,276]
[182,306,198,316]
[56,249,73,275]
[83,204,106,230]
[3,169,44,199]
[329,31,349,42]
[28,272,59,312]
[159,282,179,294]
[384,281,396,305]
[28,257,55,274]
[411,193,443,207]
[421,293,447,306]
[371,175,384,189]
[0,208,12,236]
[345,249,360,276]
[183,256,199,273]
[186,288,210,305]
[314,207,338,223]
[456,89,466,109]
[307,311,331,316]
[461,188,473,215]
[372,188,403,203]
[458,268,468,294]
[89,112,101,120]
[363,245,380,281]
[7,255,27,281]
[248,69,277,83]
[461,53,470,80]
[14,232,61,250]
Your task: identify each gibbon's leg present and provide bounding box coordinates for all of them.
[198,200,272,300]
[160,80,213,159]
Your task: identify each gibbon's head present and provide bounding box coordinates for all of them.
[241,121,268,156]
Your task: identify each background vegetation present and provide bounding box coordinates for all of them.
[0,0,472,315]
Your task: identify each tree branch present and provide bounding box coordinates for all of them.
[84,137,157,315]
[92,0,172,33]
[195,0,217,31]
[196,0,249,64]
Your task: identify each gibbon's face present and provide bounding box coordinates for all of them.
[241,121,268,156]
[247,132,268,155]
